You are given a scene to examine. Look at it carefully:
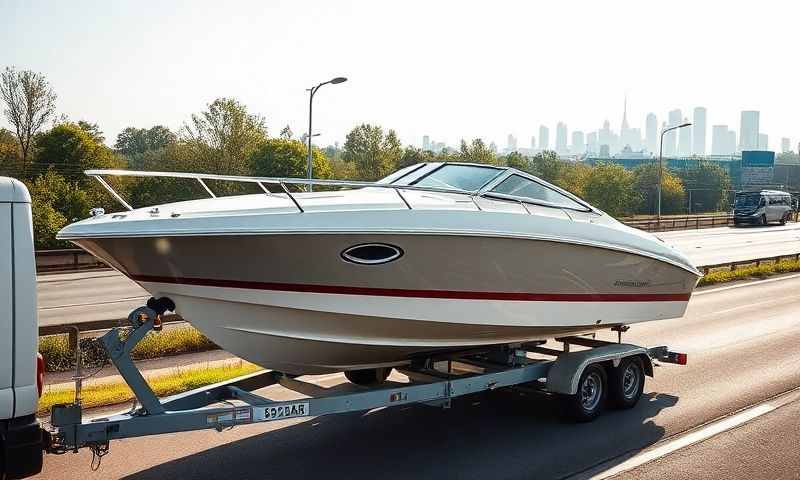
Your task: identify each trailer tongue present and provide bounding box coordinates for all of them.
[46,300,687,467]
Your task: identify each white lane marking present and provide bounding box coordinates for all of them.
[694,272,800,296]
[590,403,776,479]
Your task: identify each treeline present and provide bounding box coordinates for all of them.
[1,67,732,249]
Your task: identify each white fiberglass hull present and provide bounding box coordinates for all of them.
[143,281,693,374]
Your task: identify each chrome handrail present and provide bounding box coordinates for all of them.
[84,169,485,213]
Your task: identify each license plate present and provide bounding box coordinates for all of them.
[255,402,310,421]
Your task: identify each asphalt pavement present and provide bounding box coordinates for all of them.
[36,222,800,328]
[34,272,800,479]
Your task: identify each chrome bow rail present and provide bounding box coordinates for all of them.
[85,169,487,213]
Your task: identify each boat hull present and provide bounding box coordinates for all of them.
[74,232,697,374]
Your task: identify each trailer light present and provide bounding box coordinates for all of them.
[676,353,688,365]
[36,353,45,397]
[153,314,163,332]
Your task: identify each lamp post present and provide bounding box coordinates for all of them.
[658,122,692,222]
[307,77,347,190]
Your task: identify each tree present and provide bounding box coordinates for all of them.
[181,97,267,175]
[115,125,176,157]
[342,124,402,180]
[398,146,436,169]
[249,138,331,179]
[502,151,531,172]
[676,161,732,212]
[77,120,105,144]
[582,162,639,217]
[0,128,20,173]
[0,67,58,163]
[529,150,563,184]
[279,125,293,139]
[556,161,592,198]
[457,139,497,165]
[632,163,686,215]
[25,168,92,248]
[34,123,124,183]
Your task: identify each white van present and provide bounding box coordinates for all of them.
[1,178,45,479]
[733,190,794,226]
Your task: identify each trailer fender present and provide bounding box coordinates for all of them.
[546,344,653,395]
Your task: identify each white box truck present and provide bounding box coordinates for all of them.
[1,178,45,480]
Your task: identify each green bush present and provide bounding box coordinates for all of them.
[698,259,800,286]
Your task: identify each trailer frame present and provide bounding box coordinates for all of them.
[46,304,686,460]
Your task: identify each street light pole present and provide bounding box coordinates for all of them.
[658,122,692,222]
[307,77,347,190]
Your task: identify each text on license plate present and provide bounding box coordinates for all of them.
[255,402,310,421]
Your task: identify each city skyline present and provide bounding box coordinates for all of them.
[424,105,795,157]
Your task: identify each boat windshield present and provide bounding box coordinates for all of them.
[735,193,761,208]
[490,174,586,210]
[413,164,503,191]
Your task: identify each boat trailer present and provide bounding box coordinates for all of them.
[46,303,687,464]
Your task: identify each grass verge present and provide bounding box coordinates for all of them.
[39,360,261,414]
[698,258,800,286]
[39,324,218,372]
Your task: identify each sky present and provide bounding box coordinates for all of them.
[1,0,798,150]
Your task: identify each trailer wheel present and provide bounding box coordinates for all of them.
[760,214,767,226]
[344,367,392,386]
[561,364,607,422]
[608,356,645,409]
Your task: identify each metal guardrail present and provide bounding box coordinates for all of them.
[36,249,108,273]
[622,214,734,232]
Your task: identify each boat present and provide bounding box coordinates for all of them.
[57,162,701,375]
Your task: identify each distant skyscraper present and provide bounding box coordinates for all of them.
[781,137,791,153]
[711,125,729,155]
[726,130,737,155]
[758,133,768,150]
[645,113,658,153]
[678,117,692,156]
[530,136,536,149]
[619,96,640,151]
[507,134,517,152]
[664,109,682,155]
[598,120,617,155]
[692,107,707,155]
[571,131,585,154]
[739,111,760,151]
[422,135,430,151]
[539,125,549,150]
[556,122,568,153]
[586,131,598,154]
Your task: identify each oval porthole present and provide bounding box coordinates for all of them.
[341,243,403,265]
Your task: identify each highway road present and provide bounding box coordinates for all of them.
[37,222,800,328]
[36,273,800,479]
[659,222,800,267]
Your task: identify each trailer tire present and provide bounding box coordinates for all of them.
[608,356,645,409]
[560,364,607,422]
[344,367,392,386]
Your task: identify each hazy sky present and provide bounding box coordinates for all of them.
[1,0,797,149]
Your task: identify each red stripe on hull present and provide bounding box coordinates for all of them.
[130,274,692,302]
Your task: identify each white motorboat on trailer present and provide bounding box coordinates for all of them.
[57,163,701,375]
